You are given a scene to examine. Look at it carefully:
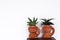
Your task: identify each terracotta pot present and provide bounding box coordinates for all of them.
[42,25,55,38]
[28,26,40,38]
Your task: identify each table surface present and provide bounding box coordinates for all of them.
[27,37,56,40]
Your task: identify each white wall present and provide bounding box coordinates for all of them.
[0,0,59,40]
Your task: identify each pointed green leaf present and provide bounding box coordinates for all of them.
[28,18,32,22]
[47,18,54,22]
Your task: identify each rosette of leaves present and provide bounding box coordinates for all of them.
[41,18,54,25]
[27,17,38,26]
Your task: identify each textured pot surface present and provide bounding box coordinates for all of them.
[29,33,37,38]
[28,26,38,33]
[42,25,52,33]
[42,25,55,38]
[28,26,40,38]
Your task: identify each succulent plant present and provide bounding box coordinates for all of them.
[27,17,38,26]
[41,18,54,25]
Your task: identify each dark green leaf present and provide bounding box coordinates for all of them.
[28,18,32,22]
[47,18,54,22]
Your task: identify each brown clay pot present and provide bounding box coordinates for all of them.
[28,26,40,38]
[42,25,55,38]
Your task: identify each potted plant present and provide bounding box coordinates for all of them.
[41,18,55,38]
[27,17,40,38]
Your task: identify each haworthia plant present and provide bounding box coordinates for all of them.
[27,17,38,26]
[41,18,54,25]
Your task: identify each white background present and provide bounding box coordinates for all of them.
[0,0,59,40]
